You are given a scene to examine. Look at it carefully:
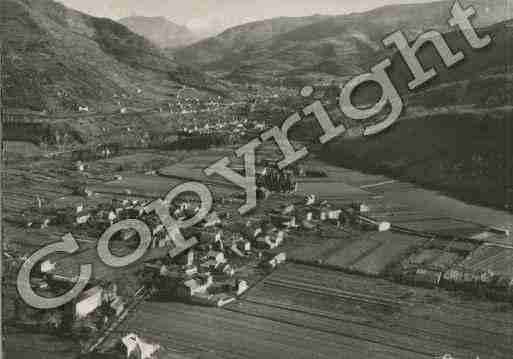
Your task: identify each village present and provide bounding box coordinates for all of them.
[2,28,513,357]
[3,123,513,359]
[2,70,513,358]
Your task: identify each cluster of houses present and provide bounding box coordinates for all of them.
[136,193,389,308]
[257,165,296,194]
[14,267,126,342]
[18,150,513,358]
[395,244,513,299]
[141,207,291,307]
[180,116,267,138]
[168,94,227,115]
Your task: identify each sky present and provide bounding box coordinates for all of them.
[59,0,440,36]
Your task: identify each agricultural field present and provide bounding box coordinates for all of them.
[458,245,513,277]
[349,232,425,276]
[98,263,513,359]
[3,142,513,359]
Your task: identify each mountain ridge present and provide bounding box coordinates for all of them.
[118,16,199,49]
[174,0,513,86]
[2,0,225,113]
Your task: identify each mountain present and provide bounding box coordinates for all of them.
[174,0,513,86]
[317,14,513,212]
[118,16,198,49]
[174,15,331,68]
[1,0,225,113]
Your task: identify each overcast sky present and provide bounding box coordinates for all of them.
[59,0,440,35]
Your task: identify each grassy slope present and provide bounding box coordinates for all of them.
[1,0,225,113]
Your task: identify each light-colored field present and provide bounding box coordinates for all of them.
[304,157,513,244]
[324,236,383,268]
[459,245,513,277]
[350,232,425,275]
[4,141,44,157]
[103,263,513,359]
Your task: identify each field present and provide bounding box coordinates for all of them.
[458,245,513,277]
[320,111,513,211]
[100,263,513,359]
[3,145,513,359]
[349,232,425,275]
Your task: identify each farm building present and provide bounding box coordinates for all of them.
[75,286,103,319]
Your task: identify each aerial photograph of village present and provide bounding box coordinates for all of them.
[1,0,513,358]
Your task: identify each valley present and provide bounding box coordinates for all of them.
[2,0,513,358]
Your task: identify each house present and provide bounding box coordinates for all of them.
[108,211,117,225]
[413,268,442,288]
[230,238,251,257]
[102,283,125,316]
[75,161,85,172]
[186,249,195,266]
[479,270,495,284]
[121,333,160,359]
[178,274,213,297]
[378,222,391,232]
[40,260,56,274]
[253,227,263,238]
[230,242,245,257]
[76,211,91,225]
[359,217,390,232]
[40,218,51,229]
[354,203,370,213]
[443,268,463,283]
[214,231,224,250]
[152,224,164,236]
[306,194,316,206]
[204,212,221,227]
[237,280,249,296]
[283,216,298,228]
[256,235,278,250]
[328,210,342,220]
[191,292,235,307]
[275,231,285,246]
[218,263,235,277]
[183,250,197,276]
[35,195,43,209]
[232,239,251,254]
[184,265,198,277]
[267,253,287,269]
[62,233,75,242]
[74,286,103,319]
[207,250,226,266]
[200,259,219,270]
